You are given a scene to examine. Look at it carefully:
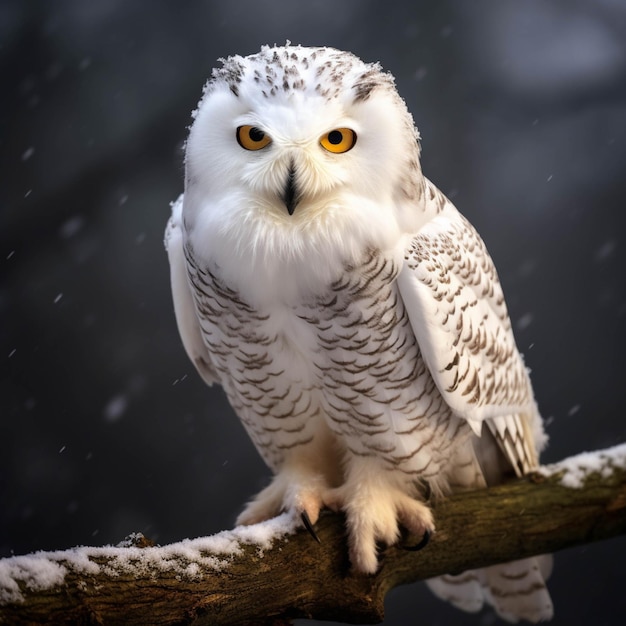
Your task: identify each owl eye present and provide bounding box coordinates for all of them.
[236,125,272,150]
[320,128,357,153]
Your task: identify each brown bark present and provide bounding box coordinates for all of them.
[1,447,625,625]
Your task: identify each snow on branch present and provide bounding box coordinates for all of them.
[0,517,298,605]
[1,444,625,625]
[538,444,626,488]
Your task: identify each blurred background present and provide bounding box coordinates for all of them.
[1,1,625,624]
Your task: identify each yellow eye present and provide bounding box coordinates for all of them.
[236,125,272,150]
[320,128,357,153]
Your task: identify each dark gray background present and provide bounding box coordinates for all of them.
[2,1,625,624]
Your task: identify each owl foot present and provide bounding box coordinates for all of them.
[324,481,435,574]
[236,470,329,537]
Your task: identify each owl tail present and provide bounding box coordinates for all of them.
[425,554,554,623]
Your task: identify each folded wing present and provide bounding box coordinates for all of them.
[397,191,544,474]
[165,195,220,388]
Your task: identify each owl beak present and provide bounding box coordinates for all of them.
[283,164,298,216]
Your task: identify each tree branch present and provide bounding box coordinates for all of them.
[1,445,625,625]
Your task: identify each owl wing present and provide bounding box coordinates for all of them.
[165,194,220,387]
[397,185,540,474]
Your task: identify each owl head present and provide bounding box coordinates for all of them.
[182,45,429,296]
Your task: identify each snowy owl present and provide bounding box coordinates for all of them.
[165,44,553,622]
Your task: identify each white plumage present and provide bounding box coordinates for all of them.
[165,44,553,622]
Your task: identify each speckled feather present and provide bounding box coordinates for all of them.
[165,44,552,622]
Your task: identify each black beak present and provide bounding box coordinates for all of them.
[283,164,297,216]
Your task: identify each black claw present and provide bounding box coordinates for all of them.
[301,511,321,544]
[422,482,432,503]
[402,529,431,552]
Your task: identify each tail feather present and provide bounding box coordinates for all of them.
[426,427,554,622]
[425,572,484,614]
[426,556,554,623]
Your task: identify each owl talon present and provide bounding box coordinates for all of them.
[402,529,431,552]
[301,511,321,544]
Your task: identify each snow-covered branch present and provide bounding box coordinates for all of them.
[1,444,625,625]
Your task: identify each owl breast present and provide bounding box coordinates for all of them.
[185,242,467,482]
